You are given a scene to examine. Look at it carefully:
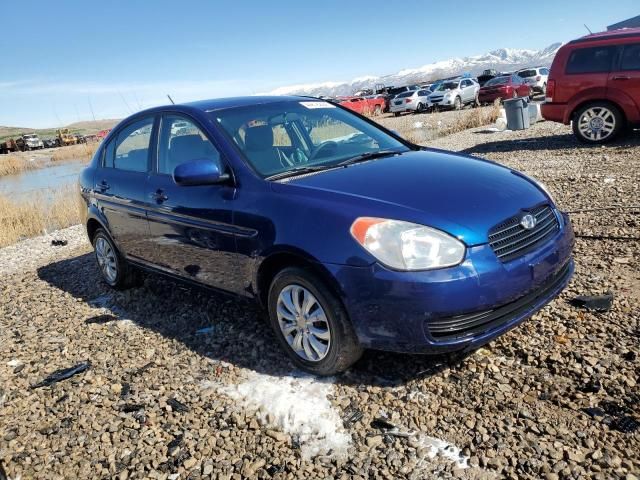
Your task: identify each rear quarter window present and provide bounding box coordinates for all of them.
[620,43,640,71]
[566,46,616,74]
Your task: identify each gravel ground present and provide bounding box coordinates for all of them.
[1,119,639,480]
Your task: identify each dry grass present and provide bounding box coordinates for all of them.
[50,142,99,162]
[0,155,40,176]
[439,100,502,137]
[0,186,81,247]
[377,101,502,144]
[0,142,99,177]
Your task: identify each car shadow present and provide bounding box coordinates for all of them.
[37,253,472,387]
[464,130,640,154]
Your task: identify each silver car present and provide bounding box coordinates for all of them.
[428,78,479,110]
[517,67,549,95]
[389,89,431,116]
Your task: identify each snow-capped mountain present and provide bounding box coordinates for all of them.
[268,43,562,97]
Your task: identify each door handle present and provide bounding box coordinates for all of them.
[150,189,168,202]
[612,75,630,80]
[98,181,110,191]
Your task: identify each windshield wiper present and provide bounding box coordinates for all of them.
[336,149,403,167]
[265,165,334,181]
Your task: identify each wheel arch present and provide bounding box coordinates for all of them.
[569,98,627,125]
[256,249,345,309]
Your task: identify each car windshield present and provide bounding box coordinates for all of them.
[435,82,459,92]
[24,134,37,139]
[212,100,409,178]
[485,76,510,86]
[518,69,537,78]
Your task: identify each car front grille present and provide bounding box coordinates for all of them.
[427,261,571,340]
[488,204,559,262]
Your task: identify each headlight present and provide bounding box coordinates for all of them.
[532,178,555,204]
[350,217,466,271]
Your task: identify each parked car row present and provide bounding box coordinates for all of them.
[0,130,105,154]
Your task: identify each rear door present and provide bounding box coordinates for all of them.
[609,42,640,118]
[94,116,155,261]
[144,114,238,292]
[557,45,616,104]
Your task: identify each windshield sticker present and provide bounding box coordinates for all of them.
[299,101,336,109]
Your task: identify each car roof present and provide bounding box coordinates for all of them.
[131,95,318,118]
[569,27,640,44]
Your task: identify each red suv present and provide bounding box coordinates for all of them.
[542,28,640,143]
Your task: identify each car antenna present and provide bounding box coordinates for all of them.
[584,24,593,34]
[167,94,175,105]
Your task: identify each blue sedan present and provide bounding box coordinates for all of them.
[79,96,574,375]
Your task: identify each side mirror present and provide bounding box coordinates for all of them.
[173,158,230,186]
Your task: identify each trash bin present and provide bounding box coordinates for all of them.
[503,98,530,130]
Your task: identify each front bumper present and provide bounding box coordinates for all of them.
[325,212,574,354]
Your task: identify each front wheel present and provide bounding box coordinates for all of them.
[268,267,363,375]
[453,96,462,110]
[416,102,424,113]
[572,102,623,144]
[393,112,400,117]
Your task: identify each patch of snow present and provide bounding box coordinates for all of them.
[203,372,351,460]
[414,433,469,469]
[7,359,23,367]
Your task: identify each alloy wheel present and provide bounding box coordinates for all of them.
[95,237,118,283]
[577,106,616,142]
[276,284,331,362]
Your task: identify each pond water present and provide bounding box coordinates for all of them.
[0,160,85,198]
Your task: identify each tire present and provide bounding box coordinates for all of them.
[373,105,382,116]
[453,96,462,110]
[572,102,624,144]
[416,102,424,113]
[92,228,142,290]
[267,267,363,376]
[393,112,400,117]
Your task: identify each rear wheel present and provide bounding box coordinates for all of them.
[374,105,382,116]
[268,267,363,375]
[572,102,623,144]
[393,112,400,117]
[93,228,142,289]
[416,102,424,113]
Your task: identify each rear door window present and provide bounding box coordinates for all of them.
[566,46,616,74]
[620,43,640,71]
[109,118,154,172]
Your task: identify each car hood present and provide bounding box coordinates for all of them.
[274,149,548,245]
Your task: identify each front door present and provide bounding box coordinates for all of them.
[94,116,155,261]
[145,114,239,293]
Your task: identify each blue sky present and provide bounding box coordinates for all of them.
[1,0,637,127]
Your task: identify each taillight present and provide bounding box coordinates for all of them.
[405,99,411,103]
[546,80,555,102]
[536,75,541,81]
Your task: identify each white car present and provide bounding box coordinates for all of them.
[517,67,549,95]
[389,89,432,116]
[427,78,479,110]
